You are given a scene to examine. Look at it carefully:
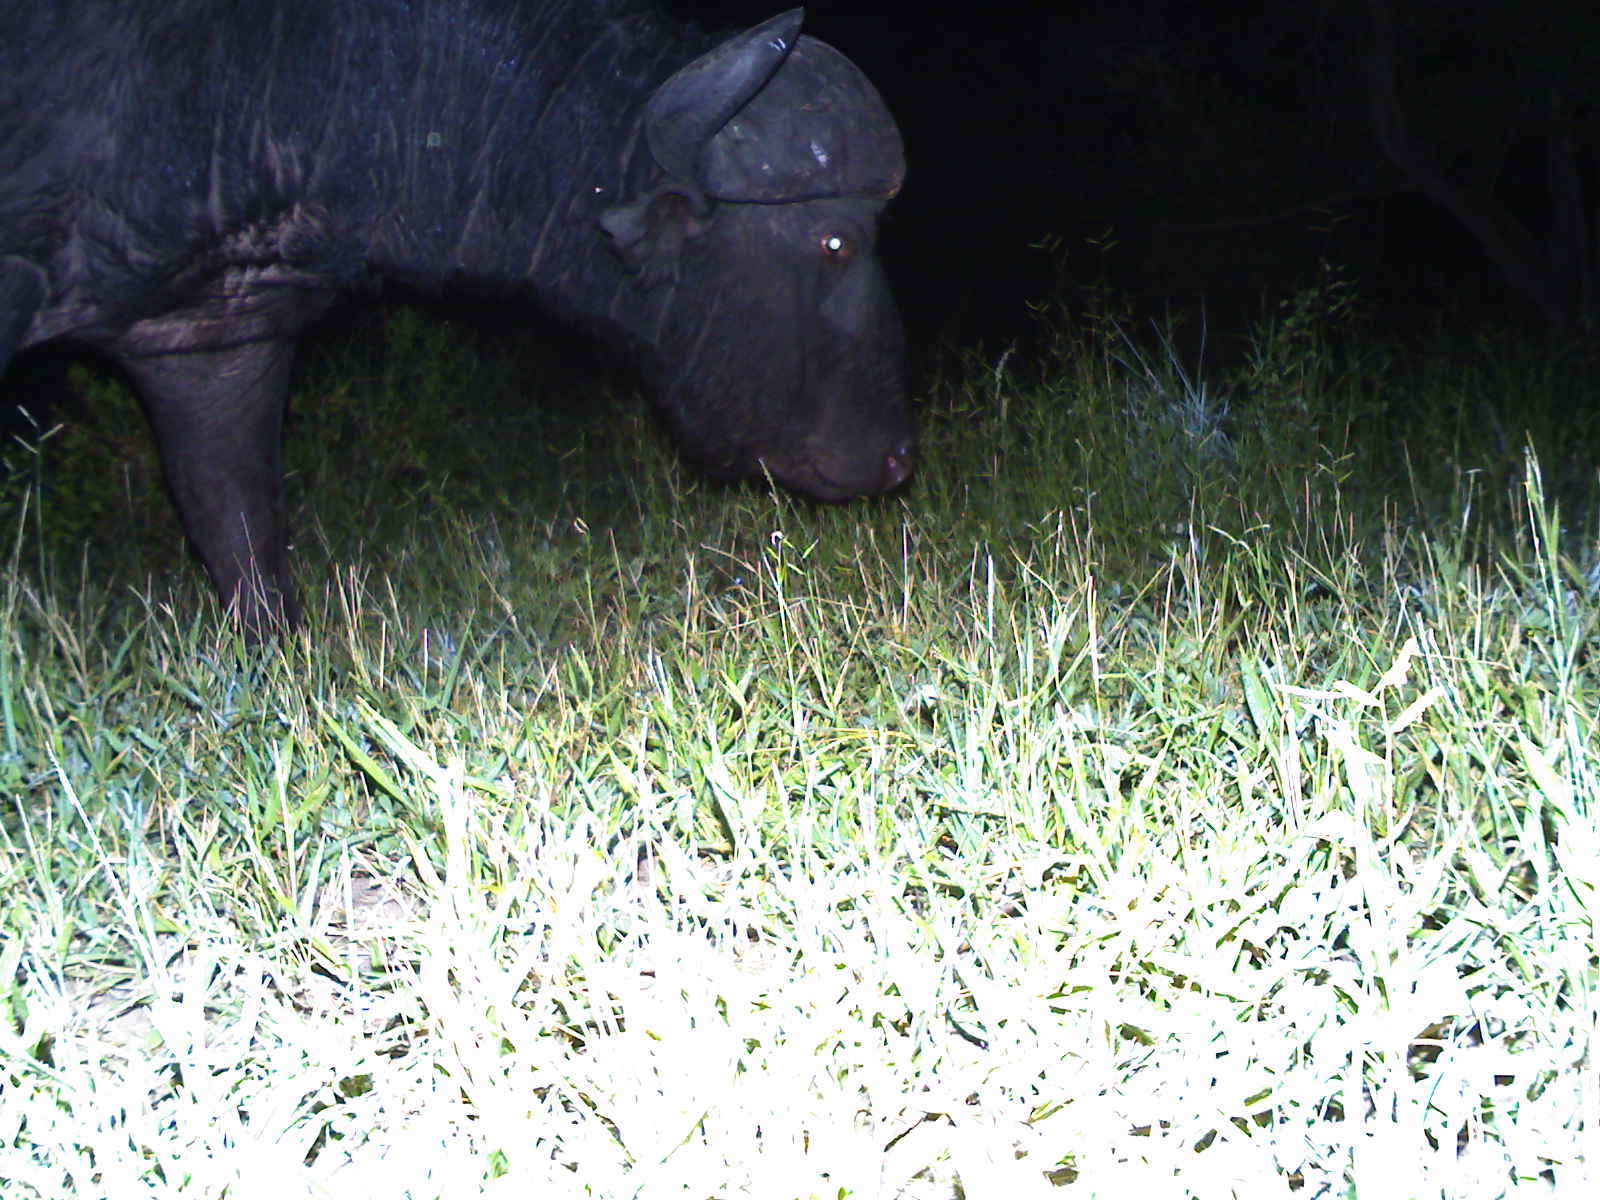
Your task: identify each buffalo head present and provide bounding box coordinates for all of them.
[600,10,914,500]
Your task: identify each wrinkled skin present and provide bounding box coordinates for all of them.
[0,0,914,631]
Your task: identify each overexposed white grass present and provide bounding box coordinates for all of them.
[4,309,1598,1197]
[5,614,1596,1198]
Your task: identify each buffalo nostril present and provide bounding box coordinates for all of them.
[881,443,914,491]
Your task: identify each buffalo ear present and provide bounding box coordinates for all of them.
[599,188,710,285]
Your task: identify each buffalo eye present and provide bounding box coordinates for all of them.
[820,233,852,260]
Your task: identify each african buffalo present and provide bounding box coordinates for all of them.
[0,0,913,628]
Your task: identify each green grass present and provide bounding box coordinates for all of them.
[1,296,1597,1197]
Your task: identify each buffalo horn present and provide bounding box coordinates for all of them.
[644,9,804,190]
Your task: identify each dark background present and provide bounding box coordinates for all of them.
[670,0,1599,352]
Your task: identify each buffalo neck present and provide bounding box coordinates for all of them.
[337,0,707,347]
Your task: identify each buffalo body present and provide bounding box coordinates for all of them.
[0,0,913,626]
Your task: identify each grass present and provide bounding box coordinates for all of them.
[1,294,1597,1197]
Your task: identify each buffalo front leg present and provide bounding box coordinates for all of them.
[121,339,301,630]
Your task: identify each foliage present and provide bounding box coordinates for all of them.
[1,296,1598,1196]
[1061,0,1600,329]
[0,364,171,586]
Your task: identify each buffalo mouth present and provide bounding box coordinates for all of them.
[757,438,916,501]
[660,385,916,500]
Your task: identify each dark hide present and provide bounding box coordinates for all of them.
[0,0,913,629]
